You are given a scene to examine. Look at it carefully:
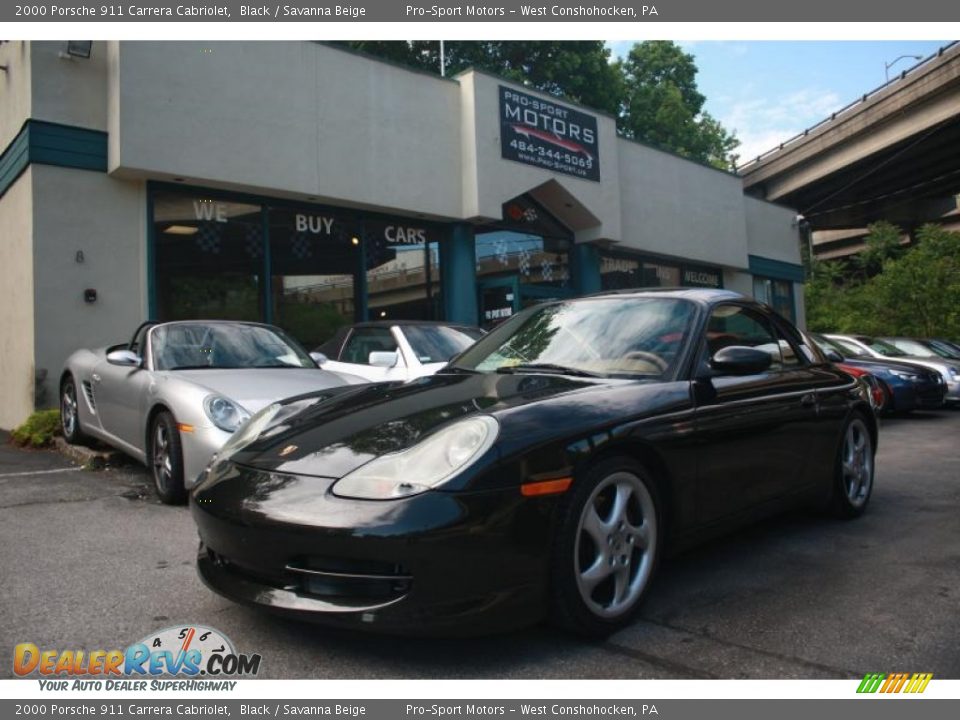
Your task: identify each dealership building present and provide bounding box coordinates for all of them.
[0,41,805,429]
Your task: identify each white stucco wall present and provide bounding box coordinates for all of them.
[617,140,750,269]
[30,165,146,407]
[0,169,36,429]
[30,41,109,134]
[0,41,32,151]
[109,42,463,219]
[744,196,802,263]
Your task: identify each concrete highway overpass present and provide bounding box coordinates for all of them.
[740,41,960,258]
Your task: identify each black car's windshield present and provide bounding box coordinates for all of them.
[451,297,696,378]
[152,323,315,371]
[402,325,483,364]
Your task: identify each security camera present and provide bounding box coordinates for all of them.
[792,214,806,228]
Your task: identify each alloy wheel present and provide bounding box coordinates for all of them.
[61,382,78,438]
[842,418,873,508]
[153,422,173,494]
[574,471,657,619]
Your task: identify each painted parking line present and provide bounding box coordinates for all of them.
[0,467,83,479]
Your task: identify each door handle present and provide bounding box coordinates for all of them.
[800,393,816,407]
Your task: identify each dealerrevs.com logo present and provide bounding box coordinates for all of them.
[857,673,934,694]
[13,625,261,690]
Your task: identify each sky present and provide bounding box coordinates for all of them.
[608,40,951,166]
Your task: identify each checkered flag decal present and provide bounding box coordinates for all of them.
[292,232,312,260]
[195,222,221,254]
[244,223,263,259]
[518,247,531,276]
[541,258,553,282]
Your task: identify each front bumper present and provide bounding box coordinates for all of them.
[190,465,555,635]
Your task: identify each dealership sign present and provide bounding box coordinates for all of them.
[499,86,600,182]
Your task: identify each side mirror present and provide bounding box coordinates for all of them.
[106,349,142,367]
[824,349,844,363]
[310,352,328,366]
[368,350,399,368]
[709,346,772,375]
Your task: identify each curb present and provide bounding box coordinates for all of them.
[53,437,128,470]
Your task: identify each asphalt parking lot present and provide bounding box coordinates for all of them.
[2,411,958,680]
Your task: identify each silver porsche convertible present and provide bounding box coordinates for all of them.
[60,320,365,504]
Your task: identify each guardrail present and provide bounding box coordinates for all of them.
[736,40,960,173]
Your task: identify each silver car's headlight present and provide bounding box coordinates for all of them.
[203,394,250,433]
[332,416,499,500]
[213,402,283,468]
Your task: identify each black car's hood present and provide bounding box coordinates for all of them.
[232,371,681,479]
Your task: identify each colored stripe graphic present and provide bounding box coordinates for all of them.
[857,672,932,693]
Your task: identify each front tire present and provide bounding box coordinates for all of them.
[60,375,89,445]
[830,413,875,518]
[150,411,187,505]
[551,456,662,637]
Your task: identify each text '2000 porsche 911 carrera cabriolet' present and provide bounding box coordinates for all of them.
[190,289,877,637]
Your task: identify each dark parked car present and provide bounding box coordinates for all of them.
[191,290,876,637]
[812,334,946,413]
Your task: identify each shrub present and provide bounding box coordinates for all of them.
[11,409,62,448]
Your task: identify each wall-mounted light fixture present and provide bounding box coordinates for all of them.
[60,41,93,60]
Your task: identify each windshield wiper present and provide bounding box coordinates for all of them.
[495,363,604,378]
[441,365,480,374]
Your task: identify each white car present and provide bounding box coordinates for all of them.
[313,321,485,382]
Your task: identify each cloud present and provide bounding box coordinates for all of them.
[719,88,844,164]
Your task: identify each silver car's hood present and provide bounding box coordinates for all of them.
[886,355,958,377]
[165,368,364,414]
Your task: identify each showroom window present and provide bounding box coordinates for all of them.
[153,192,265,322]
[364,219,441,323]
[151,186,450,350]
[753,276,796,323]
[599,250,721,292]
[269,206,359,351]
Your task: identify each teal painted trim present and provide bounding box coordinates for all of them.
[146,183,157,319]
[0,124,30,200]
[572,244,601,295]
[441,224,478,325]
[0,120,107,200]
[748,255,806,283]
[29,121,107,172]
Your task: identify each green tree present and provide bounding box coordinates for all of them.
[805,224,960,337]
[616,41,740,169]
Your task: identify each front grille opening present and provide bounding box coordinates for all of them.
[286,556,412,601]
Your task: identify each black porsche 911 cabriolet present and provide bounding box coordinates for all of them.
[190,289,876,637]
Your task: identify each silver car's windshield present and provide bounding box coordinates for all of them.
[452,297,696,378]
[151,323,314,371]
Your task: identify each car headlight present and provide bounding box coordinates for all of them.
[332,416,499,500]
[889,370,921,381]
[949,367,959,379]
[212,402,283,468]
[203,394,251,433]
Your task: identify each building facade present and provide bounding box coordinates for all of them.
[0,41,806,429]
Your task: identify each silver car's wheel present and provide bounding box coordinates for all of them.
[552,457,662,637]
[841,418,873,509]
[60,376,87,444]
[150,411,186,505]
[574,471,658,619]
